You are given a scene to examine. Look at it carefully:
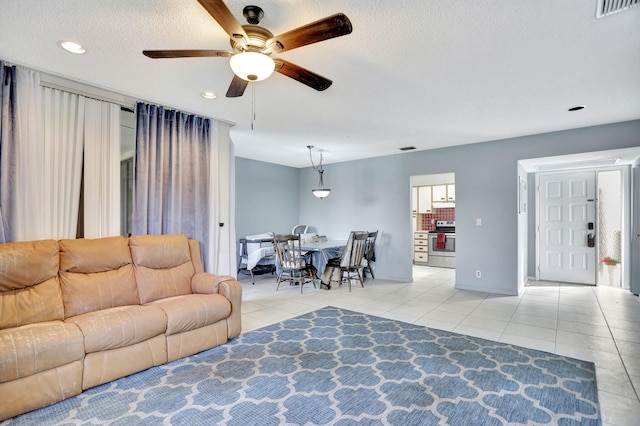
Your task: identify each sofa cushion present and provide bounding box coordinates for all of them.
[66,305,167,353]
[0,240,63,329]
[0,321,84,383]
[130,234,195,304]
[59,236,132,274]
[59,236,139,317]
[146,294,231,336]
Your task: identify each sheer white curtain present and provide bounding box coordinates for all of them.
[41,87,85,239]
[83,98,120,238]
[14,67,44,241]
[0,62,18,242]
[1,63,121,242]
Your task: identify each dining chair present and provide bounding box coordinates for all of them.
[324,231,368,291]
[362,230,378,279]
[272,233,317,293]
[291,224,308,235]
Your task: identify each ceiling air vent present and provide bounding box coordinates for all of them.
[596,0,639,18]
[399,146,416,151]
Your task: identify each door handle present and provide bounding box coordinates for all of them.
[587,234,595,248]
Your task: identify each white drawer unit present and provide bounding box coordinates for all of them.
[413,232,429,264]
[414,252,428,263]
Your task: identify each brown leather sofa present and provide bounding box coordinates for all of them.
[0,234,242,420]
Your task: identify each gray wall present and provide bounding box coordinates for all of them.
[236,120,640,294]
[235,158,299,240]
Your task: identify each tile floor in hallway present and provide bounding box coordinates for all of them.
[238,265,640,426]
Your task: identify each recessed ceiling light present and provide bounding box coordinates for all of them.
[201,91,217,99]
[60,41,86,54]
[568,105,586,111]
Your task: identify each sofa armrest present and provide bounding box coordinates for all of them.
[190,273,242,339]
[191,272,235,294]
[219,279,242,338]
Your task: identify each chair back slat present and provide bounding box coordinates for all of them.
[340,231,367,268]
[273,234,306,270]
[272,233,317,293]
[364,231,378,262]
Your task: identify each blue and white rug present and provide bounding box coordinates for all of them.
[6,307,600,425]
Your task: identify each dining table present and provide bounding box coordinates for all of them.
[300,240,347,286]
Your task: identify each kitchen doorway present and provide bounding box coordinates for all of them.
[410,172,456,272]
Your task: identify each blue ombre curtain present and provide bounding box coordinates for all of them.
[133,103,211,264]
[0,62,17,243]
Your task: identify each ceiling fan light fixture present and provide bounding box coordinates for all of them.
[229,51,275,81]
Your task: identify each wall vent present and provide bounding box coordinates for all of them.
[596,0,639,18]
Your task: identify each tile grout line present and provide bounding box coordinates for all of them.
[593,285,640,404]
[494,285,530,343]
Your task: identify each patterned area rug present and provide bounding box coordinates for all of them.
[6,307,600,425]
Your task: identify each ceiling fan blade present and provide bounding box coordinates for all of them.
[274,59,332,91]
[265,13,352,54]
[197,0,248,41]
[226,75,249,98]
[143,49,232,58]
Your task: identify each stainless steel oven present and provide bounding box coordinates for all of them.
[429,233,455,255]
[426,221,456,268]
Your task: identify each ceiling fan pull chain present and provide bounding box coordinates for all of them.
[251,81,256,130]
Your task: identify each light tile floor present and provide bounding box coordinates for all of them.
[239,265,640,426]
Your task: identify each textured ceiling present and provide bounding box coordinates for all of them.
[1,0,639,167]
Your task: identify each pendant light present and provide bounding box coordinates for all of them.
[308,145,331,199]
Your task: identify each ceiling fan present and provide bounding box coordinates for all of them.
[143,0,353,98]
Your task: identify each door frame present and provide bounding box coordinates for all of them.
[533,165,631,287]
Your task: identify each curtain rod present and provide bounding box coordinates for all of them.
[40,73,137,109]
[40,73,235,125]
[3,57,235,125]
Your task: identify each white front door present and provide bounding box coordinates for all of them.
[538,171,597,284]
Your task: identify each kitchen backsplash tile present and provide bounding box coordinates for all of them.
[418,208,455,231]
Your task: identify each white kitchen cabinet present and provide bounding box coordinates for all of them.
[414,232,429,264]
[431,185,447,203]
[417,186,432,214]
[446,184,455,202]
[411,186,418,214]
[432,183,455,206]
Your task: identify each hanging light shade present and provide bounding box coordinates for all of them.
[308,145,331,199]
[312,187,331,199]
[229,52,275,81]
[312,169,331,199]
